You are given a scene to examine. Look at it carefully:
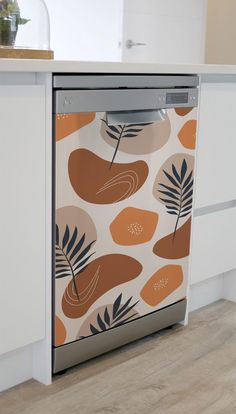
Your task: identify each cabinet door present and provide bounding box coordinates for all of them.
[195,83,236,208]
[191,208,236,285]
[0,86,46,355]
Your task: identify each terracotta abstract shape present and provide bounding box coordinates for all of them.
[77,294,140,339]
[178,120,197,149]
[110,207,159,245]
[56,112,95,141]
[62,254,143,318]
[153,218,191,259]
[140,265,184,306]
[54,316,67,346]
[100,114,171,156]
[175,107,193,116]
[68,149,148,204]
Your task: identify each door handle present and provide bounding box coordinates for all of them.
[125,39,147,49]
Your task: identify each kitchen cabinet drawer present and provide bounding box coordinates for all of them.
[195,83,236,208]
[0,85,46,355]
[191,207,236,284]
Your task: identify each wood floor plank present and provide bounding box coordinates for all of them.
[1,300,236,414]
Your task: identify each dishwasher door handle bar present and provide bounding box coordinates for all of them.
[106,109,167,126]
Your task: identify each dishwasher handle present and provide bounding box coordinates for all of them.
[106,109,167,126]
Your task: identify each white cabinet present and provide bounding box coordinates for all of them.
[195,82,236,208]
[191,208,236,285]
[0,85,46,355]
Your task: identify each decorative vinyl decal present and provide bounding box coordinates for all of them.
[178,120,197,149]
[153,218,192,260]
[100,115,171,160]
[77,293,139,339]
[62,254,143,319]
[110,207,159,246]
[175,107,193,116]
[153,154,194,238]
[56,206,97,282]
[56,112,96,141]
[68,149,149,204]
[140,265,184,306]
[54,316,67,346]
[54,108,198,346]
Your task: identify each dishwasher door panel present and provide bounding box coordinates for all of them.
[53,107,197,348]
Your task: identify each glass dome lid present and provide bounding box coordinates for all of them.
[0,0,53,58]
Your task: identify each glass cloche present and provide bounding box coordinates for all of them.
[0,0,53,58]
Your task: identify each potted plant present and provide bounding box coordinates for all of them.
[0,0,30,47]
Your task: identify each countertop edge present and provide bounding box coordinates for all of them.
[1,59,236,75]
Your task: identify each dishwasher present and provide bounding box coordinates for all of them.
[52,74,199,373]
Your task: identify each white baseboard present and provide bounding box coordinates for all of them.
[0,337,52,393]
[189,274,224,312]
[223,268,236,302]
[0,345,33,392]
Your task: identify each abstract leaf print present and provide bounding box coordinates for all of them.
[101,118,152,166]
[56,223,96,301]
[158,158,193,239]
[100,114,171,156]
[62,254,143,319]
[78,293,139,339]
[153,154,194,240]
[68,149,149,205]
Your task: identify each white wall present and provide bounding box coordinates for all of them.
[45,0,123,61]
[122,0,207,63]
[205,0,236,64]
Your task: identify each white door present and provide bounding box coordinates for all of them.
[122,0,207,63]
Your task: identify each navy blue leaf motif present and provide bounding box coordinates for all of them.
[159,158,193,238]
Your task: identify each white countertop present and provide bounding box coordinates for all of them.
[1,59,236,75]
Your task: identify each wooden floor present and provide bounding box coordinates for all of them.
[1,300,236,414]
